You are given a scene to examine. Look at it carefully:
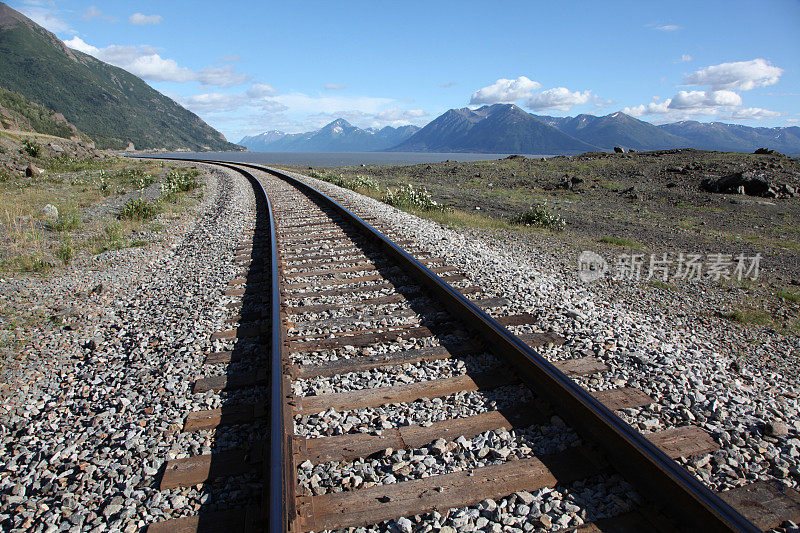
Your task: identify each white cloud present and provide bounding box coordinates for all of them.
[440,82,457,88]
[623,101,671,117]
[721,107,781,120]
[654,24,681,31]
[178,85,428,135]
[324,83,346,91]
[625,58,784,122]
[374,107,427,122]
[683,58,783,91]
[246,83,278,98]
[679,54,692,62]
[82,6,115,22]
[63,36,99,55]
[470,76,541,105]
[19,5,70,33]
[525,87,592,111]
[180,93,248,114]
[197,65,250,88]
[669,89,742,109]
[129,13,163,25]
[63,37,248,87]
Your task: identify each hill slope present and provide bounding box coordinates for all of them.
[239,119,420,152]
[392,104,597,154]
[0,3,239,151]
[536,112,689,151]
[0,85,85,140]
[659,121,800,154]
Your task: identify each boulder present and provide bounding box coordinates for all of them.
[25,163,40,177]
[754,147,785,156]
[613,146,624,153]
[41,204,58,220]
[701,171,771,196]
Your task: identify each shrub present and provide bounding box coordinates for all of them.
[104,221,123,242]
[48,208,81,232]
[22,139,40,157]
[510,203,565,230]
[162,169,200,200]
[381,184,444,211]
[45,156,107,172]
[777,290,800,303]
[55,237,75,265]
[120,198,159,220]
[313,171,379,192]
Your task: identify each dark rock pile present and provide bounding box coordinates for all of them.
[701,171,796,198]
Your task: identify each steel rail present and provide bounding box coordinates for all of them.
[238,162,759,533]
[163,160,291,532]
[145,157,759,532]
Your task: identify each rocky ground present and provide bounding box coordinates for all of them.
[0,163,256,531]
[281,166,800,532]
[0,155,798,532]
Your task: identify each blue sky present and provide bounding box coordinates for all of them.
[10,0,800,142]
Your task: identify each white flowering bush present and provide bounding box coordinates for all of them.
[381,184,444,211]
[510,202,565,230]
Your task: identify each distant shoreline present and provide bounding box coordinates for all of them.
[147,151,556,167]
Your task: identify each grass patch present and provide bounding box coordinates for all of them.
[598,236,644,249]
[647,280,676,291]
[310,171,380,194]
[120,198,159,221]
[410,207,519,230]
[162,168,200,201]
[21,139,40,157]
[595,179,623,190]
[509,203,565,231]
[47,207,81,232]
[55,237,75,265]
[717,308,772,327]
[382,184,444,211]
[777,290,800,303]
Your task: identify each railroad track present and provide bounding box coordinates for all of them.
[147,161,800,532]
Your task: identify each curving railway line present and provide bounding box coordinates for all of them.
[146,160,800,532]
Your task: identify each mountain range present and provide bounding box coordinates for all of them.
[0,2,239,151]
[240,119,420,152]
[241,105,800,155]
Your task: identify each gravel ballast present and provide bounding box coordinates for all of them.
[0,163,257,531]
[3,160,798,532]
[270,167,800,531]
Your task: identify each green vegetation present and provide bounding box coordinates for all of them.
[777,290,800,303]
[310,170,379,193]
[162,168,200,201]
[0,15,238,150]
[1,155,203,274]
[46,156,108,173]
[0,86,77,139]
[55,237,75,265]
[718,308,772,327]
[647,280,676,291]
[120,198,159,221]
[21,138,40,157]
[382,184,444,211]
[598,236,644,249]
[509,204,565,230]
[48,207,81,232]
